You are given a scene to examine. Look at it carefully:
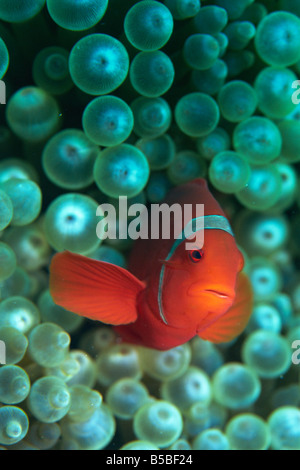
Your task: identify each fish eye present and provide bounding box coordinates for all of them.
[188,249,204,263]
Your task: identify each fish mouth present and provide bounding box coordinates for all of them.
[204,289,231,299]
[188,283,234,300]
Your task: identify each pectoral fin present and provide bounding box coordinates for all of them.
[198,272,253,343]
[50,251,145,325]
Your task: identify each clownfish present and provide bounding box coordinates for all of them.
[50,179,253,350]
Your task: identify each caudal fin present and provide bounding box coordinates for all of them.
[198,272,253,343]
[49,251,145,325]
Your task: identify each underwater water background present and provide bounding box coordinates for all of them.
[0,0,300,451]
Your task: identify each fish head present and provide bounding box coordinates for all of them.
[158,228,244,330]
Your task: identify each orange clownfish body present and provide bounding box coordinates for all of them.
[50,179,253,350]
